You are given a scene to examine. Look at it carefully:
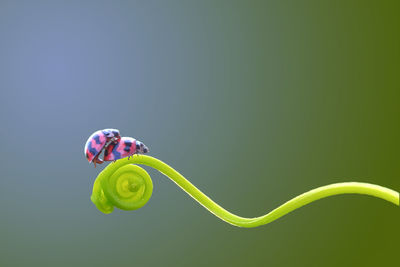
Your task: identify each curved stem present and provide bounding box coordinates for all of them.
[96,155,399,228]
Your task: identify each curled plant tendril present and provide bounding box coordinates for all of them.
[91,155,399,228]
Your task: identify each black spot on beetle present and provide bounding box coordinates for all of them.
[113,150,121,159]
[89,147,98,157]
[102,130,111,136]
[123,140,132,152]
[94,135,101,144]
[87,141,101,158]
[111,142,121,159]
[124,140,132,147]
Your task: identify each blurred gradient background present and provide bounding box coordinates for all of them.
[0,0,399,266]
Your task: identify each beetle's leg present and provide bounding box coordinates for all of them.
[95,157,104,164]
[93,156,104,168]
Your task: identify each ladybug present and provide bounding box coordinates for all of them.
[104,137,149,162]
[84,129,121,167]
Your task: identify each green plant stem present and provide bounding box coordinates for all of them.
[91,155,399,228]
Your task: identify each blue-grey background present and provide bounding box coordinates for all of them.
[0,1,398,266]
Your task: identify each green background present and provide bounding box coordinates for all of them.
[0,1,398,266]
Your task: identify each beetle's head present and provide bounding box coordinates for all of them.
[135,140,149,154]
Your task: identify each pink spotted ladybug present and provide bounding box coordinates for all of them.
[84,129,121,167]
[104,137,149,161]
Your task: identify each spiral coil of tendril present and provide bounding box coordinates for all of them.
[91,159,153,214]
[91,155,399,227]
